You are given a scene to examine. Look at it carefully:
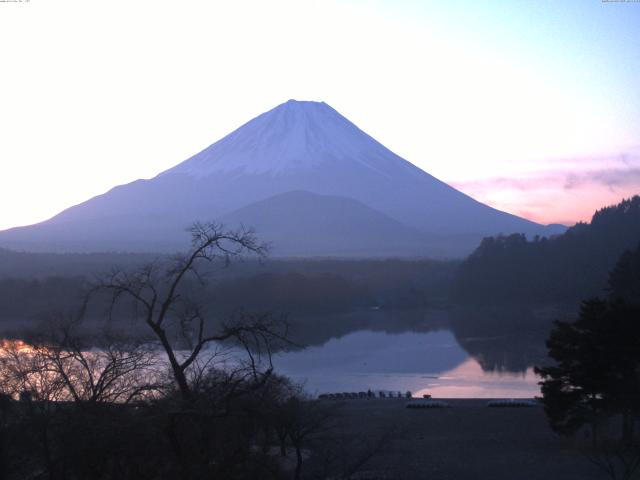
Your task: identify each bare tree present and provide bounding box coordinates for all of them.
[580,422,640,480]
[0,319,168,480]
[281,396,337,480]
[0,339,63,479]
[33,317,163,404]
[91,222,288,401]
[0,339,66,404]
[0,316,162,405]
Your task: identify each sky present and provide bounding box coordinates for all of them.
[0,0,639,229]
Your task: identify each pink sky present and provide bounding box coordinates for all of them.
[0,1,639,231]
[450,148,640,225]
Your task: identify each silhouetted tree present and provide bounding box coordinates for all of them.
[537,299,640,443]
[609,242,640,306]
[536,244,640,480]
[91,222,289,402]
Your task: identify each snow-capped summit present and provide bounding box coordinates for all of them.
[0,100,565,256]
[166,99,415,178]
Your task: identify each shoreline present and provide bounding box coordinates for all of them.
[324,398,602,479]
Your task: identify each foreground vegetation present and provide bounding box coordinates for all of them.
[536,242,640,480]
[0,224,390,480]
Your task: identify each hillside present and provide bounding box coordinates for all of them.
[452,196,640,304]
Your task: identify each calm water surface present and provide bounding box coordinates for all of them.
[273,329,541,398]
[2,305,558,399]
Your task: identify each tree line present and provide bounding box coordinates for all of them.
[452,196,640,305]
[0,256,456,328]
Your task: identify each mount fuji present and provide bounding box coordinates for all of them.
[0,100,564,257]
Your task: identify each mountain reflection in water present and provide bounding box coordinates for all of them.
[0,305,572,399]
[273,330,540,398]
[274,305,573,398]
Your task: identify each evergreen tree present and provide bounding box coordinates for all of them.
[536,299,640,444]
[609,242,640,305]
[536,245,640,446]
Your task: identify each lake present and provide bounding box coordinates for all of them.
[0,304,567,399]
[266,304,575,398]
[273,329,541,398]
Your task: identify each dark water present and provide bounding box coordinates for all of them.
[272,304,573,398]
[1,304,573,399]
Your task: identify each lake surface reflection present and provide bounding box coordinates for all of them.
[1,305,568,399]
[273,329,542,398]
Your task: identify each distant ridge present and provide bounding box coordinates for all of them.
[220,190,433,257]
[0,100,565,257]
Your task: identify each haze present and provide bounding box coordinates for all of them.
[0,0,639,230]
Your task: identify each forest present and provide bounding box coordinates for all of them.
[452,196,640,305]
[0,254,456,331]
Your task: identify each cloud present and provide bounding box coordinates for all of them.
[452,150,640,194]
[448,150,640,225]
[564,168,640,192]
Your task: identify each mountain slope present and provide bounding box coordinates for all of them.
[220,190,433,257]
[0,99,564,256]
